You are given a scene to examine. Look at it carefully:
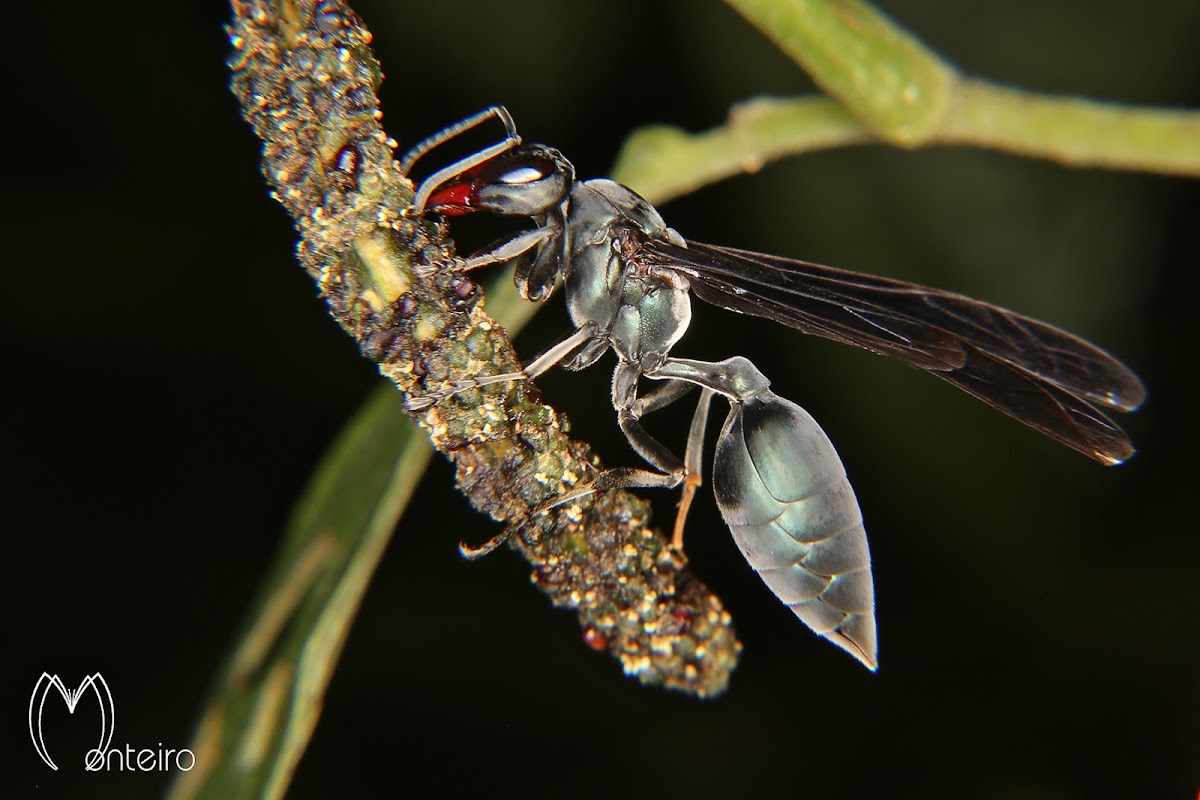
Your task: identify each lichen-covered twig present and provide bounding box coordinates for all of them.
[227,0,740,697]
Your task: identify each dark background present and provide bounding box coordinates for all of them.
[6,1,1198,798]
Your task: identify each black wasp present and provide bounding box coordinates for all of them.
[401,107,1144,670]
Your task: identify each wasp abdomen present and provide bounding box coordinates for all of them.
[713,391,878,669]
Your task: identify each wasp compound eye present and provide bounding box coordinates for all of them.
[473,147,572,216]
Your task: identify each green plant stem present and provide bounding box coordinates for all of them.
[942,79,1200,173]
[725,0,952,144]
[613,0,1200,203]
[169,389,432,800]
[611,96,872,203]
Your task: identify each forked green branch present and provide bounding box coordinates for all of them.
[613,0,1200,202]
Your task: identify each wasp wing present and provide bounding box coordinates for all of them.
[634,237,1144,465]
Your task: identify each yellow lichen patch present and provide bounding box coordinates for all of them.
[353,233,411,305]
[412,308,446,342]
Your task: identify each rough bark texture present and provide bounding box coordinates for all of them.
[228,0,740,696]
